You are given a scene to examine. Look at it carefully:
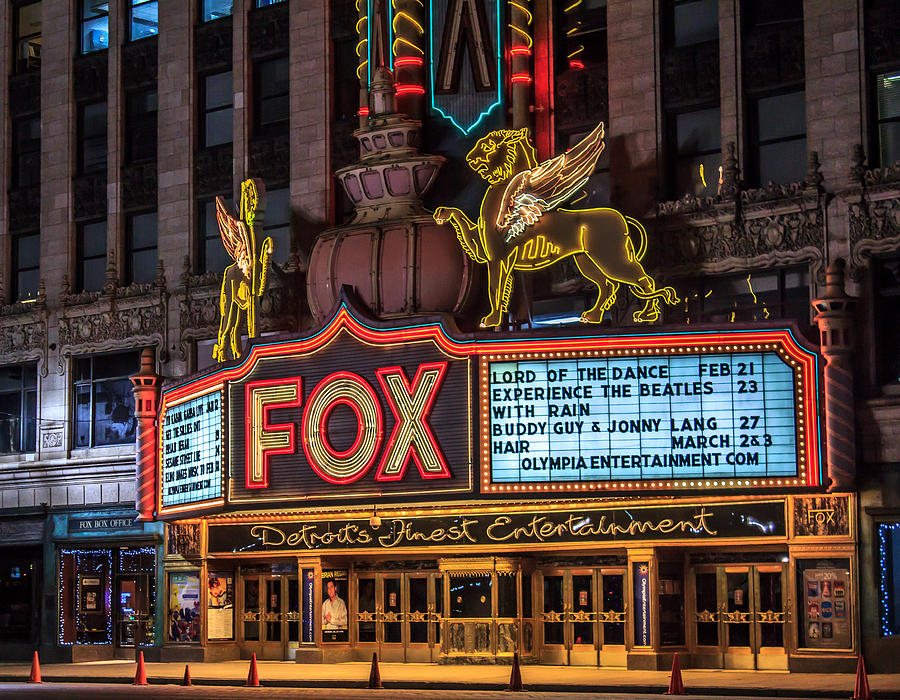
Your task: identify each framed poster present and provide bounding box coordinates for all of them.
[168,572,201,643]
[798,559,851,649]
[207,573,234,640]
[322,569,349,642]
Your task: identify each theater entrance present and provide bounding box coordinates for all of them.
[692,564,788,670]
[539,568,627,666]
[240,573,300,660]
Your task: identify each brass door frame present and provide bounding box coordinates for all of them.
[691,563,787,669]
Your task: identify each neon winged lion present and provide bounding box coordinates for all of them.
[213,179,274,362]
[434,123,678,327]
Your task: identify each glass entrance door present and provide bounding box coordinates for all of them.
[241,574,299,660]
[539,569,626,666]
[691,565,787,669]
[115,575,151,647]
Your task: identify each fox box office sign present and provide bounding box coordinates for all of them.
[152,295,823,519]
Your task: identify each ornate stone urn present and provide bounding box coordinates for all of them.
[306,67,473,321]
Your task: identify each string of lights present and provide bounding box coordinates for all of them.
[879,522,899,636]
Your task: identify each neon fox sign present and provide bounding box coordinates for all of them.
[245,362,451,489]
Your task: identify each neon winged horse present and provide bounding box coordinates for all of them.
[434,123,678,327]
[212,179,273,362]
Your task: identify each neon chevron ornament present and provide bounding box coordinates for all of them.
[434,123,679,327]
[429,0,502,133]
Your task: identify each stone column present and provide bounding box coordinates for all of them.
[812,259,858,491]
[130,347,160,521]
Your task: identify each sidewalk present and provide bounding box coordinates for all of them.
[0,660,898,698]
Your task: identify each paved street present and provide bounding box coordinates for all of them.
[0,660,898,698]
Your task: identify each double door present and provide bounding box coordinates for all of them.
[241,574,300,660]
[692,564,787,669]
[540,568,626,666]
[355,573,441,662]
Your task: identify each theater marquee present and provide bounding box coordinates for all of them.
[152,298,821,519]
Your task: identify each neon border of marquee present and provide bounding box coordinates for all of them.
[478,342,817,494]
[157,386,226,517]
[427,0,504,134]
[155,302,823,517]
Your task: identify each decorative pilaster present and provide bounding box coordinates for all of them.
[130,347,159,520]
[812,259,858,491]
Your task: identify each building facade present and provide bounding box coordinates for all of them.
[0,0,898,673]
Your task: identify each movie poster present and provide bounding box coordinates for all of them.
[207,573,234,640]
[322,569,349,643]
[801,564,850,649]
[168,572,201,643]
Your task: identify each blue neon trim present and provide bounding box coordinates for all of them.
[879,522,900,636]
[428,0,504,135]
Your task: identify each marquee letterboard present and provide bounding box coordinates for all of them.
[159,387,224,513]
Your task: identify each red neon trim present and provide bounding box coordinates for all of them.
[374,362,451,482]
[395,84,426,95]
[301,371,383,485]
[511,73,533,84]
[568,60,584,70]
[318,398,366,460]
[510,47,532,56]
[394,57,423,67]
[244,378,301,490]
[357,107,370,116]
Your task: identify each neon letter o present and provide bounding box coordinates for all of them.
[301,372,383,484]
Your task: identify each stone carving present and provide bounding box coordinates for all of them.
[194,16,233,73]
[194,144,233,197]
[849,195,900,273]
[41,430,63,449]
[8,185,40,233]
[73,172,108,220]
[249,1,288,57]
[8,72,40,117]
[59,263,168,358]
[0,284,47,371]
[122,37,158,90]
[73,52,108,103]
[661,40,719,108]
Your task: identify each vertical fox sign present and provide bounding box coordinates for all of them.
[428,0,503,133]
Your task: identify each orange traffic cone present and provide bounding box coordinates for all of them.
[246,653,260,687]
[368,651,382,689]
[508,651,523,691]
[181,664,192,686]
[27,651,41,684]
[133,651,148,686]
[852,655,871,699]
[666,652,685,695]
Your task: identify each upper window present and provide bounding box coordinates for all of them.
[73,352,139,448]
[752,90,806,185]
[671,106,721,198]
[202,71,233,147]
[255,56,289,135]
[77,220,107,293]
[199,197,232,274]
[80,0,109,54]
[876,72,900,168]
[263,187,290,264]
[12,232,40,302]
[202,0,232,22]
[126,212,158,286]
[125,89,157,163]
[129,0,158,41]
[14,2,41,73]
[79,101,107,173]
[874,257,900,387]
[256,0,285,6]
[12,116,41,189]
[667,0,718,48]
[0,363,37,454]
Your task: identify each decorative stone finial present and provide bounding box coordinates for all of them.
[849,144,866,185]
[805,151,824,190]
